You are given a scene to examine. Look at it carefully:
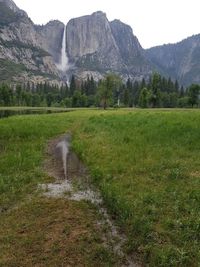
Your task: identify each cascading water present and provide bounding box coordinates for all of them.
[57,25,69,72]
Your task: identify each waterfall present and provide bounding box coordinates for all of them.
[57,25,69,72]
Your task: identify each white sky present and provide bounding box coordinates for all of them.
[14,0,200,48]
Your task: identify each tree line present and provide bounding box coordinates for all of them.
[0,73,199,108]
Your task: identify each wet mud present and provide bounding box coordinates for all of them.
[39,133,141,267]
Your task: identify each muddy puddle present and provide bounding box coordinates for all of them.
[39,134,140,267]
[40,134,102,203]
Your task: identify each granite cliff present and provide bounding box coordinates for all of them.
[0,1,153,83]
[146,34,200,86]
[0,0,61,84]
[0,0,200,86]
[35,20,64,65]
[66,11,152,80]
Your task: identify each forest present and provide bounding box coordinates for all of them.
[0,73,199,108]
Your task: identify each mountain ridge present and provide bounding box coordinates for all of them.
[66,11,152,81]
[0,0,199,86]
[146,33,200,86]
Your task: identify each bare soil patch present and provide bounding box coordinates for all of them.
[39,134,141,267]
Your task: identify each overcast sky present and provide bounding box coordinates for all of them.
[14,0,200,48]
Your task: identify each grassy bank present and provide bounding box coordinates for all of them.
[0,109,200,266]
[0,112,117,266]
[0,113,71,209]
[71,109,200,266]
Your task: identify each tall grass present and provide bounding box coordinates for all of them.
[0,110,119,266]
[72,109,200,266]
[0,109,200,266]
[0,113,73,209]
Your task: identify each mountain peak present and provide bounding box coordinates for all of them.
[0,0,19,12]
[45,20,64,27]
[0,0,27,16]
[110,19,134,34]
[91,11,106,17]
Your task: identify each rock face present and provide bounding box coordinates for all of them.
[146,34,200,86]
[0,0,61,83]
[66,11,123,74]
[0,0,27,16]
[66,11,152,80]
[110,20,142,63]
[67,12,117,59]
[35,21,64,65]
[110,20,151,76]
[1,0,200,86]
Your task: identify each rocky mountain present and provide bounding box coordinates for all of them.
[35,21,64,65]
[0,0,26,16]
[0,1,153,84]
[0,0,199,86]
[66,11,152,80]
[146,34,200,86]
[0,0,61,84]
[110,20,151,74]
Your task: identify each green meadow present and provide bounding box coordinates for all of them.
[0,109,200,266]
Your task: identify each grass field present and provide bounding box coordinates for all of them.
[0,109,200,266]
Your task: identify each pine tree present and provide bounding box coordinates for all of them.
[150,73,161,107]
[188,84,200,107]
[69,75,76,97]
[139,87,150,108]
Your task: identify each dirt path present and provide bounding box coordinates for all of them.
[39,134,141,267]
